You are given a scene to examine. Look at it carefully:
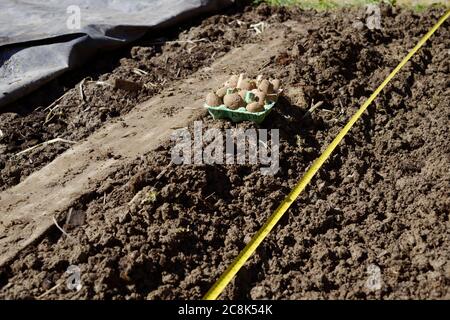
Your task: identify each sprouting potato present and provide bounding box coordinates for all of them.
[271,79,281,91]
[238,89,248,100]
[223,93,244,110]
[246,102,264,112]
[206,92,222,107]
[224,75,239,88]
[251,89,266,106]
[237,79,255,91]
[216,87,228,98]
[258,79,273,94]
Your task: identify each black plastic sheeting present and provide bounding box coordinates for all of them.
[0,0,233,108]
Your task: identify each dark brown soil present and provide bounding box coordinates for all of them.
[0,4,449,299]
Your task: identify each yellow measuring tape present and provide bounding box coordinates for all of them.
[203,10,450,300]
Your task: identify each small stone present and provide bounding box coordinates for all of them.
[352,20,365,30]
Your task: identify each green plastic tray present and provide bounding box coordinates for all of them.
[204,90,280,124]
[204,101,275,124]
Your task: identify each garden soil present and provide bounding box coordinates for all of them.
[0,4,448,299]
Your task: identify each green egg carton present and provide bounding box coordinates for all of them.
[204,89,280,124]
